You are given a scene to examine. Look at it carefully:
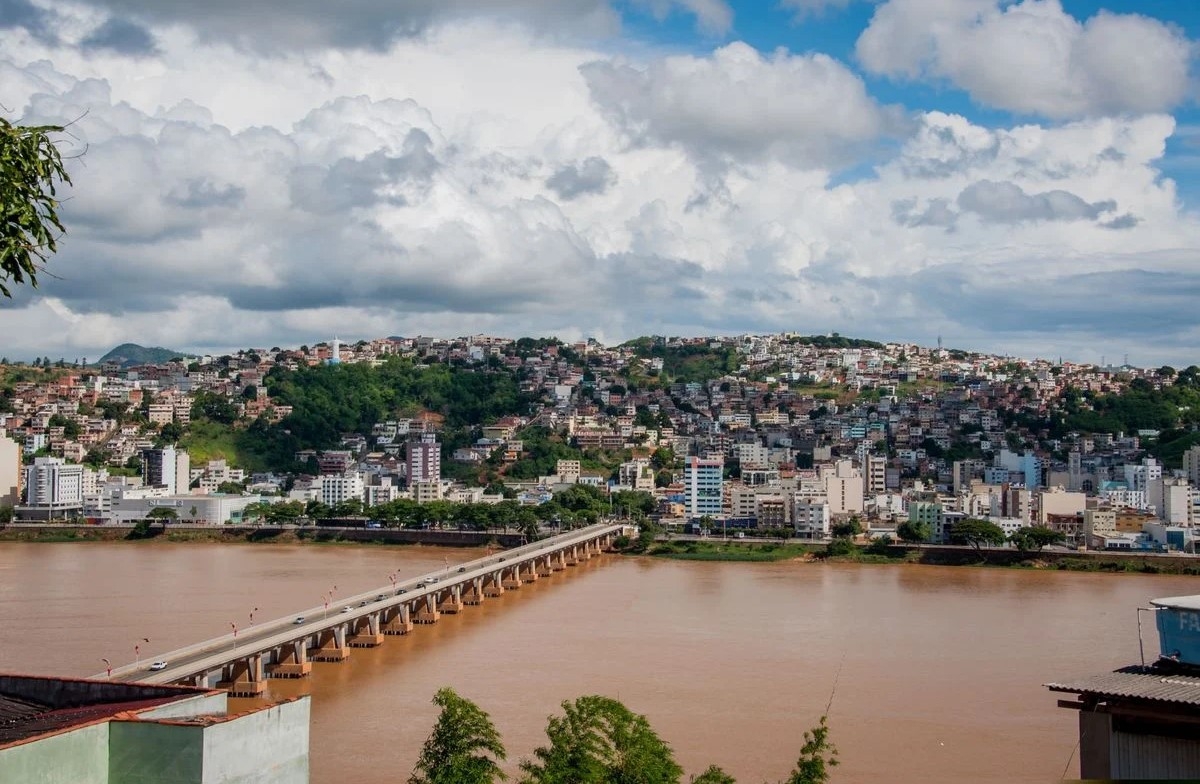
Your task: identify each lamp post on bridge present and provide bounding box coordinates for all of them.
[134,637,149,668]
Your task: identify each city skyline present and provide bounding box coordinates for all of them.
[3,1,1200,363]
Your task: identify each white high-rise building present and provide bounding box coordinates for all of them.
[329,337,342,365]
[24,457,84,514]
[0,436,20,507]
[684,456,724,519]
[142,446,190,495]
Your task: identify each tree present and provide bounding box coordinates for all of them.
[785,715,838,784]
[1009,525,1064,552]
[830,517,862,538]
[146,507,178,524]
[1,118,72,297]
[409,687,507,784]
[896,520,930,544]
[690,766,736,784]
[949,518,1007,553]
[0,505,12,524]
[520,695,683,784]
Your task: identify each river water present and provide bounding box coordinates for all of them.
[1,542,1196,782]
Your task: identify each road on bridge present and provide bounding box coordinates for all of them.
[103,523,627,685]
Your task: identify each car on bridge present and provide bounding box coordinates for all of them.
[341,606,352,613]
[149,661,168,671]
[293,616,305,624]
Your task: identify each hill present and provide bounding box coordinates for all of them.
[97,343,189,367]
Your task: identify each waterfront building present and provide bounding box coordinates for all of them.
[0,435,19,507]
[141,445,190,495]
[684,456,723,520]
[21,457,83,518]
[407,432,441,485]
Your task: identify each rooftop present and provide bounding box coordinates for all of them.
[0,673,215,748]
[1046,665,1200,707]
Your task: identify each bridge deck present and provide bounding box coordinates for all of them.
[101,523,626,685]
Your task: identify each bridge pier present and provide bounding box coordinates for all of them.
[520,560,539,582]
[484,573,505,597]
[462,577,486,605]
[383,604,413,635]
[268,640,312,679]
[438,586,464,614]
[349,612,385,647]
[218,653,266,697]
[564,545,579,566]
[536,555,553,577]
[501,565,523,590]
[415,594,440,624]
[551,551,567,571]
[312,625,350,662]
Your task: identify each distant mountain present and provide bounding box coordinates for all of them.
[97,344,189,368]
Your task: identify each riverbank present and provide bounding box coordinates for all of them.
[641,539,1200,575]
[0,524,523,548]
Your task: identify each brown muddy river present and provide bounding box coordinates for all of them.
[1,541,1195,782]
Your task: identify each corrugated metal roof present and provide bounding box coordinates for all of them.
[1046,666,1200,706]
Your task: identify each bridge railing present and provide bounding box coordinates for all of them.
[103,523,625,679]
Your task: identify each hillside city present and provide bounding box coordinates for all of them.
[2,333,1199,552]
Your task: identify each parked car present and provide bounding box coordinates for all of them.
[149,661,168,671]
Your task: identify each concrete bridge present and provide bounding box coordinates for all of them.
[100,523,630,695]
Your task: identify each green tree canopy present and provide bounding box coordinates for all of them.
[689,766,736,784]
[896,520,930,544]
[1,118,72,297]
[1009,525,1064,552]
[520,695,683,784]
[409,687,507,784]
[949,518,1007,552]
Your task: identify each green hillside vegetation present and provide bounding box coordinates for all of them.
[223,358,530,472]
[622,337,740,383]
[1050,372,1200,459]
[784,334,885,350]
[98,343,189,367]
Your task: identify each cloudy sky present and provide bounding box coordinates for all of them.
[3,0,1199,364]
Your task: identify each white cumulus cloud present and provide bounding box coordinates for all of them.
[857,0,1194,118]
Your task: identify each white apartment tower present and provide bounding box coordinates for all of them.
[0,435,20,507]
[142,446,191,495]
[24,457,84,513]
[684,456,724,520]
[407,432,441,485]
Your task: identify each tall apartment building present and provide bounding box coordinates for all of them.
[142,446,190,495]
[823,459,864,516]
[407,433,441,485]
[23,457,84,514]
[684,456,724,520]
[1184,445,1200,488]
[866,455,887,496]
[0,436,20,507]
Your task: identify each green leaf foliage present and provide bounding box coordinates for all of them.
[1,118,72,297]
[785,715,838,784]
[409,687,507,784]
[520,695,683,784]
[949,518,1007,552]
[690,766,737,784]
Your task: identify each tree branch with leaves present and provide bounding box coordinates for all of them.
[1,117,73,297]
